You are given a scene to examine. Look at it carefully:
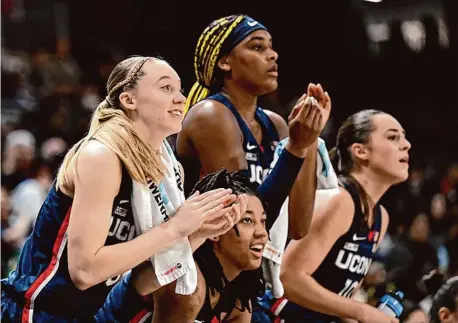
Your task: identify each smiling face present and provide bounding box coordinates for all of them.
[118,59,186,140]
[219,29,279,96]
[214,195,268,274]
[131,60,186,136]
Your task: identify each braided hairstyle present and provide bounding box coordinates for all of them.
[185,14,249,114]
[191,169,266,320]
[56,56,167,196]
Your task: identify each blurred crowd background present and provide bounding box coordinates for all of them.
[1,0,457,320]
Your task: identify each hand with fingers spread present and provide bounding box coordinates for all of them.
[191,193,248,243]
[285,83,332,157]
[170,188,237,239]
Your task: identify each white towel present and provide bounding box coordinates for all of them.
[131,140,197,295]
[262,138,338,298]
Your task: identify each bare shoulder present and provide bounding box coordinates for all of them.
[315,187,355,217]
[182,99,242,151]
[312,187,355,235]
[263,109,288,139]
[77,140,120,168]
[184,99,239,129]
[74,140,122,194]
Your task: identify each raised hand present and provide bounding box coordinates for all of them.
[307,83,331,131]
[193,193,248,240]
[286,95,322,157]
[170,188,236,238]
[285,83,332,157]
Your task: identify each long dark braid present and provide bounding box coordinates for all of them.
[191,169,266,320]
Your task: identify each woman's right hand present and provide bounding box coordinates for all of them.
[359,304,399,323]
[194,193,247,240]
[170,188,236,238]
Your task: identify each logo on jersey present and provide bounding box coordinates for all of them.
[249,164,270,185]
[246,152,258,162]
[108,199,135,242]
[352,234,366,241]
[247,142,257,150]
[114,200,129,217]
[344,242,359,252]
[108,215,136,242]
[335,250,372,275]
[368,230,379,243]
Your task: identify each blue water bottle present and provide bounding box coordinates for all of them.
[376,291,404,318]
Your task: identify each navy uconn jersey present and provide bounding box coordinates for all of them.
[208,93,280,185]
[1,164,136,322]
[277,179,383,323]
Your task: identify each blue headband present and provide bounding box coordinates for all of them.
[225,16,267,54]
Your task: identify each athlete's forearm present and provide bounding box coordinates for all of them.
[132,234,205,296]
[257,148,304,228]
[132,263,161,296]
[188,233,206,252]
[70,220,180,290]
[340,318,359,323]
[287,141,317,239]
[281,272,364,321]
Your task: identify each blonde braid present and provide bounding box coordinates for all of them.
[56,56,166,196]
[106,57,151,106]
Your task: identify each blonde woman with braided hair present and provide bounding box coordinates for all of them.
[1,56,239,322]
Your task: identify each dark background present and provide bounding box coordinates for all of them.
[3,0,457,164]
[2,0,458,310]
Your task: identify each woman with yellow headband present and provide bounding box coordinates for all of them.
[178,13,331,244]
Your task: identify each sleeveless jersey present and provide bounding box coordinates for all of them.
[208,93,280,186]
[276,179,383,323]
[1,165,136,322]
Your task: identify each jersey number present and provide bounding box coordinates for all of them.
[338,279,359,298]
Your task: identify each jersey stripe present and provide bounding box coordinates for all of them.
[22,207,72,322]
[271,297,288,316]
[129,309,152,323]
